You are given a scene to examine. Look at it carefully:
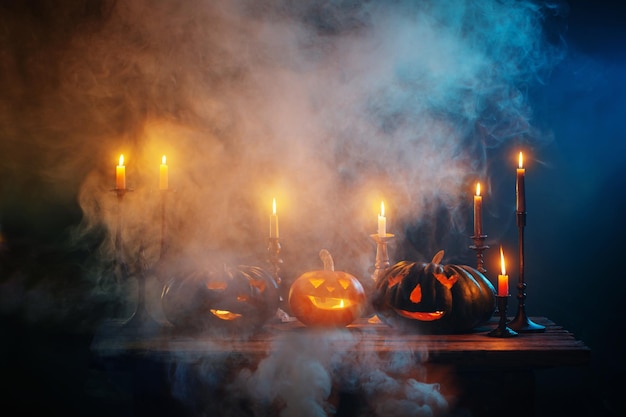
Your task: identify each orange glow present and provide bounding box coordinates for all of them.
[500,246,506,276]
[518,151,524,169]
[395,310,445,321]
[475,182,481,196]
[307,296,355,310]
[210,309,242,321]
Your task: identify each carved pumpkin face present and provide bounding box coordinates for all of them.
[288,249,365,327]
[161,265,279,333]
[372,250,495,334]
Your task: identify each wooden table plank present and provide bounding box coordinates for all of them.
[92,316,590,369]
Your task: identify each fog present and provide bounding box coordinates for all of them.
[3,1,624,416]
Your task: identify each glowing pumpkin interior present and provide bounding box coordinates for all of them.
[204,275,268,320]
[288,249,365,327]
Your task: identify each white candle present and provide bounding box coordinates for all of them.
[159,155,168,190]
[516,152,526,212]
[498,246,509,296]
[115,154,126,190]
[473,182,483,237]
[270,198,279,238]
[377,201,386,237]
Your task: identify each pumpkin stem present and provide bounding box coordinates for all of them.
[431,250,445,264]
[319,249,335,271]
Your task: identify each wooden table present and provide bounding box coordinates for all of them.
[91,316,591,417]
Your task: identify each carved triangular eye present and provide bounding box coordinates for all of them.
[434,273,458,289]
[249,279,267,292]
[409,284,422,303]
[387,274,404,287]
[338,278,351,289]
[206,281,228,290]
[309,278,325,288]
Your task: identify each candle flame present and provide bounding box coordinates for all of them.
[476,182,481,196]
[162,155,166,164]
[500,246,506,276]
[518,151,524,169]
[118,154,124,166]
[380,201,385,217]
[272,197,277,215]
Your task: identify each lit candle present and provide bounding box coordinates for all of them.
[116,154,126,190]
[498,246,509,296]
[516,151,526,212]
[473,182,483,237]
[377,201,386,237]
[159,155,168,190]
[270,198,279,238]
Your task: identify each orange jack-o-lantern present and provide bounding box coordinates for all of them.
[288,249,366,327]
[372,250,496,334]
[161,264,279,333]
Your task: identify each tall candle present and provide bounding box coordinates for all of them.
[498,246,509,296]
[270,198,279,238]
[159,155,168,190]
[516,151,526,212]
[116,154,126,190]
[377,201,386,237]
[473,182,483,237]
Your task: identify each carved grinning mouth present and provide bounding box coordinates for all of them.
[393,309,446,321]
[210,309,243,320]
[307,296,356,310]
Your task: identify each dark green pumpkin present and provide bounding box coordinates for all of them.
[161,264,279,333]
[372,250,495,334]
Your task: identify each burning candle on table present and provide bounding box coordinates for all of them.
[377,201,386,237]
[159,155,168,190]
[473,182,483,237]
[115,154,126,190]
[498,246,509,296]
[270,198,279,238]
[516,151,526,212]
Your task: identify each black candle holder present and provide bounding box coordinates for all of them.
[469,234,489,274]
[370,233,394,282]
[111,188,132,281]
[111,188,160,332]
[267,237,283,286]
[159,189,170,261]
[508,211,545,333]
[487,296,517,338]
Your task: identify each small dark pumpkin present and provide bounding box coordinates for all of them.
[372,250,495,334]
[161,264,279,333]
[289,249,366,327]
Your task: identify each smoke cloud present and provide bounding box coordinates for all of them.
[0,0,566,290]
[168,329,449,417]
[0,0,571,415]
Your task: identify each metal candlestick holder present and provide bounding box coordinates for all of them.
[469,234,489,274]
[267,237,283,286]
[508,211,545,333]
[112,188,132,282]
[487,295,517,337]
[370,233,394,282]
[122,247,161,330]
[159,189,171,261]
[111,188,159,331]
